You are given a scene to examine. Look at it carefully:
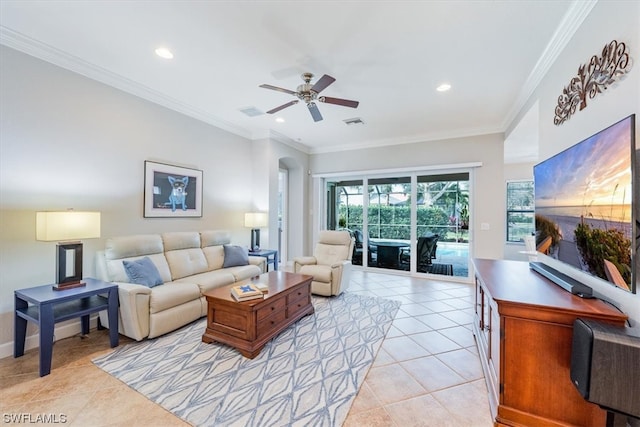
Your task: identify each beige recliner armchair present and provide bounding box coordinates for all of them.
[293,230,355,296]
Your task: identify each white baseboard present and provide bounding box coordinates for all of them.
[0,317,99,359]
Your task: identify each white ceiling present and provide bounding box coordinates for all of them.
[0,1,593,156]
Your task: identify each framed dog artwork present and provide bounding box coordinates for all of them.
[144,161,203,218]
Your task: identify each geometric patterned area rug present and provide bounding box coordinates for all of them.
[93,292,401,427]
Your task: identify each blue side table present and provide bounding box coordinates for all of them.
[14,278,119,376]
[249,249,278,271]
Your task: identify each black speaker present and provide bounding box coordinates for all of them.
[571,318,640,418]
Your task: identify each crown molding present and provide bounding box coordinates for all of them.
[309,125,503,155]
[0,26,253,140]
[268,130,311,154]
[502,0,598,129]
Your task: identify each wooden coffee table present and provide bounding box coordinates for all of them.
[202,271,314,358]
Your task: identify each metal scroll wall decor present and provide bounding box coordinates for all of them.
[554,40,632,125]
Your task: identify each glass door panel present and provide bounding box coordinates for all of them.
[416,173,470,278]
[368,177,411,271]
[327,179,366,265]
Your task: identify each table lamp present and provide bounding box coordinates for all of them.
[244,212,268,252]
[36,211,101,290]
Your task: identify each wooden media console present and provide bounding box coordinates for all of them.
[472,258,627,426]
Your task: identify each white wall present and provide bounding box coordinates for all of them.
[0,46,308,354]
[509,0,640,324]
[309,133,506,261]
[251,137,310,262]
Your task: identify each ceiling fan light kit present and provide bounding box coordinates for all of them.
[260,72,359,122]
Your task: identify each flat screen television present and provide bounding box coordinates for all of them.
[533,114,636,294]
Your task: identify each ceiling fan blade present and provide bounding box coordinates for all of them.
[308,102,323,122]
[310,74,336,94]
[266,100,299,114]
[259,84,297,96]
[319,96,360,108]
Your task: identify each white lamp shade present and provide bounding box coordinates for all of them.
[36,211,101,241]
[244,212,268,228]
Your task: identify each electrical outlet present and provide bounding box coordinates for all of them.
[481,222,490,230]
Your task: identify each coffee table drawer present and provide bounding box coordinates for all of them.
[257,309,287,337]
[288,295,311,318]
[288,286,310,304]
[257,297,286,321]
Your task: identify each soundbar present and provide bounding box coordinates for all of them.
[529,262,593,298]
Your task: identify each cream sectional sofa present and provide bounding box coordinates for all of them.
[96,230,265,341]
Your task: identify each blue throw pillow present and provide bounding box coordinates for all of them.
[223,245,249,268]
[123,256,164,288]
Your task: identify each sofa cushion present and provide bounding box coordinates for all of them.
[162,231,201,251]
[149,282,201,314]
[202,245,224,270]
[174,269,236,294]
[200,230,231,247]
[223,245,249,268]
[105,234,164,259]
[123,256,164,288]
[165,248,209,280]
[224,264,262,282]
[103,234,172,284]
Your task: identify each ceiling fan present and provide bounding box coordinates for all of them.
[259,72,359,122]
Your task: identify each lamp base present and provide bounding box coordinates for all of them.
[52,280,86,291]
[250,229,261,253]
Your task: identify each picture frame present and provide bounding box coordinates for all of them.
[144,161,203,218]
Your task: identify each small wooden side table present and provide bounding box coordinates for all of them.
[14,278,119,376]
[249,249,278,271]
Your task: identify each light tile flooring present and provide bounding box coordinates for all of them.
[0,270,492,426]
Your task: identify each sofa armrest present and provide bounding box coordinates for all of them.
[95,250,110,281]
[293,256,317,273]
[113,282,152,341]
[248,255,267,273]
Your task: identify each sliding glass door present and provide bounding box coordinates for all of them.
[325,170,470,279]
[415,173,470,278]
[368,177,411,271]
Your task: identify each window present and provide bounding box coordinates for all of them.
[506,180,534,243]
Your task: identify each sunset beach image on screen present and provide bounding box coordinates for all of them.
[534,115,635,290]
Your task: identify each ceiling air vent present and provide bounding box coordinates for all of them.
[343,117,365,125]
[239,106,264,117]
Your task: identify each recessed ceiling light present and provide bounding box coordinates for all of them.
[436,83,451,92]
[275,117,285,123]
[155,47,174,59]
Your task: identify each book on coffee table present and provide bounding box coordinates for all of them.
[254,283,269,293]
[231,284,264,301]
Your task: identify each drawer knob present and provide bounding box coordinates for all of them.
[271,306,275,311]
